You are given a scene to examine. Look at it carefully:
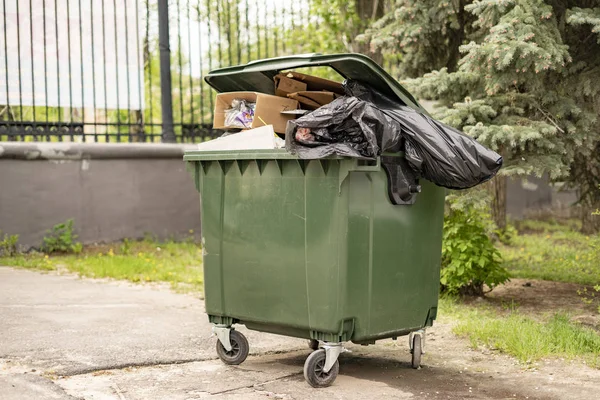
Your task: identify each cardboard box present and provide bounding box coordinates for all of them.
[278,71,344,95]
[274,74,307,97]
[213,92,299,134]
[287,91,339,110]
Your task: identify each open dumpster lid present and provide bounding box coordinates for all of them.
[204,53,424,112]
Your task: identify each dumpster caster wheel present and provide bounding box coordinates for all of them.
[304,349,339,388]
[216,330,249,365]
[308,339,319,351]
[411,334,422,369]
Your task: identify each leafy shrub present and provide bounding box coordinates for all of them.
[441,208,510,296]
[578,237,600,313]
[0,231,19,256]
[41,219,82,254]
[495,223,518,245]
[120,238,132,255]
[578,284,600,314]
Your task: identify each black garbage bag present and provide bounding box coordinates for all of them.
[286,80,502,190]
[344,80,503,189]
[285,96,402,159]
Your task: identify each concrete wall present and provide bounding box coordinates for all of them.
[1,142,580,249]
[506,176,578,220]
[0,143,201,249]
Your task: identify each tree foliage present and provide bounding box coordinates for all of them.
[363,0,600,232]
[308,0,385,60]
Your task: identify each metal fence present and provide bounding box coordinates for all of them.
[1,0,398,143]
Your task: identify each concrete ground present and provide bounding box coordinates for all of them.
[1,267,600,400]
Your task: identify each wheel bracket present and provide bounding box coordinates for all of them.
[323,342,347,373]
[213,325,232,351]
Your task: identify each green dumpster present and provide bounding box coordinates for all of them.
[185,54,446,388]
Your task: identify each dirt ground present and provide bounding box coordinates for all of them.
[485,278,600,329]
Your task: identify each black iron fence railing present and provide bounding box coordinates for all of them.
[1,0,400,143]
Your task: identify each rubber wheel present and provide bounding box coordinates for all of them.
[411,335,422,369]
[308,339,319,351]
[303,349,339,388]
[216,330,249,365]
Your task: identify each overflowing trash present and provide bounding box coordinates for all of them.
[286,80,502,190]
[197,125,285,151]
[287,91,339,110]
[202,59,501,190]
[285,96,391,159]
[213,92,298,134]
[224,99,255,129]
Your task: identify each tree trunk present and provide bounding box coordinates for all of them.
[446,0,466,73]
[581,207,600,234]
[581,205,600,234]
[353,0,385,64]
[489,175,507,231]
[354,39,384,65]
[574,154,600,234]
[131,110,145,142]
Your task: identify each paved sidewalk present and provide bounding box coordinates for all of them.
[0,267,302,399]
[2,266,600,400]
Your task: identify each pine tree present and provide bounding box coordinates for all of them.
[362,0,600,232]
[565,5,600,233]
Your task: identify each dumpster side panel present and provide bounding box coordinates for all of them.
[344,172,374,339]
[199,161,226,315]
[346,171,445,342]
[201,158,347,336]
[219,159,308,327]
[194,153,444,343]
[370,178,445,337]
[304,160,346,335]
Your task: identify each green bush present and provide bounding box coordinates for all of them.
[0,231,19,256]
[495,223,518,245]
[120,238,132,255]
[41,219,82,254]
[441,209,510,296]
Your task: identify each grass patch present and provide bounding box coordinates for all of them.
[0,239,204,294]
[514,218,581,234]
[439,297,600,368]
[499,219,600,285]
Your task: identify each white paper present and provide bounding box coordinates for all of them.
[197,125,285,151]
